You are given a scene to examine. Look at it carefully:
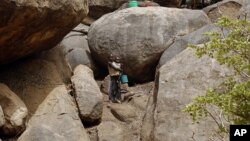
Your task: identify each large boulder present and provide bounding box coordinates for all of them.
[71,65,103,123]
[203,0,242,22]
[0,0,88,64]
[141,48,233,141]
[17,85,91,141]
[0,83,28,136]
[88,7,210,82]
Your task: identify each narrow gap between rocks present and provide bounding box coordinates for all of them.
[85,74,155,141]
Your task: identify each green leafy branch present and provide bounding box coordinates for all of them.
[183,16,250,139]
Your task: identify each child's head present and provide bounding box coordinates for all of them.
[109,54,115,61]
[115,56,121,63]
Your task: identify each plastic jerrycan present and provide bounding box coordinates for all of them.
[129,0,138,7]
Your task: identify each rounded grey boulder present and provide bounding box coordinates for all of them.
[88,7,210,82]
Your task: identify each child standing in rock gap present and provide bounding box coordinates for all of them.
[108,54,122,103]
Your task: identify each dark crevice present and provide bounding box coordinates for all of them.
[82,119,101,128]
[139,70,160,141]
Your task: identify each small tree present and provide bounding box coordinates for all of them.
[183,16,250,140]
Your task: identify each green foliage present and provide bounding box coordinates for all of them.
[184,16,250,137]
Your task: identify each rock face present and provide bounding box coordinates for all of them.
[239,2,250,20]
[203,0,242,22]
[17,85,91,141]
[97,121,124,140]
[153,0,182,7]
[88,0,127,19]
[94,83,153,141]
[110,104,137,123]
[0,46,71,115]
[61,24,99,75]
[0,83,28,136]
[84,0,159,24]
[0,106,5,127]
[71,65,103,123]
[100,76,110,95]
[142,48,233,141]
[118,1,160,10]
[158,24,223,67]
[88,7,210,82]
[243,0,250,5]
[0,0,88,64]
